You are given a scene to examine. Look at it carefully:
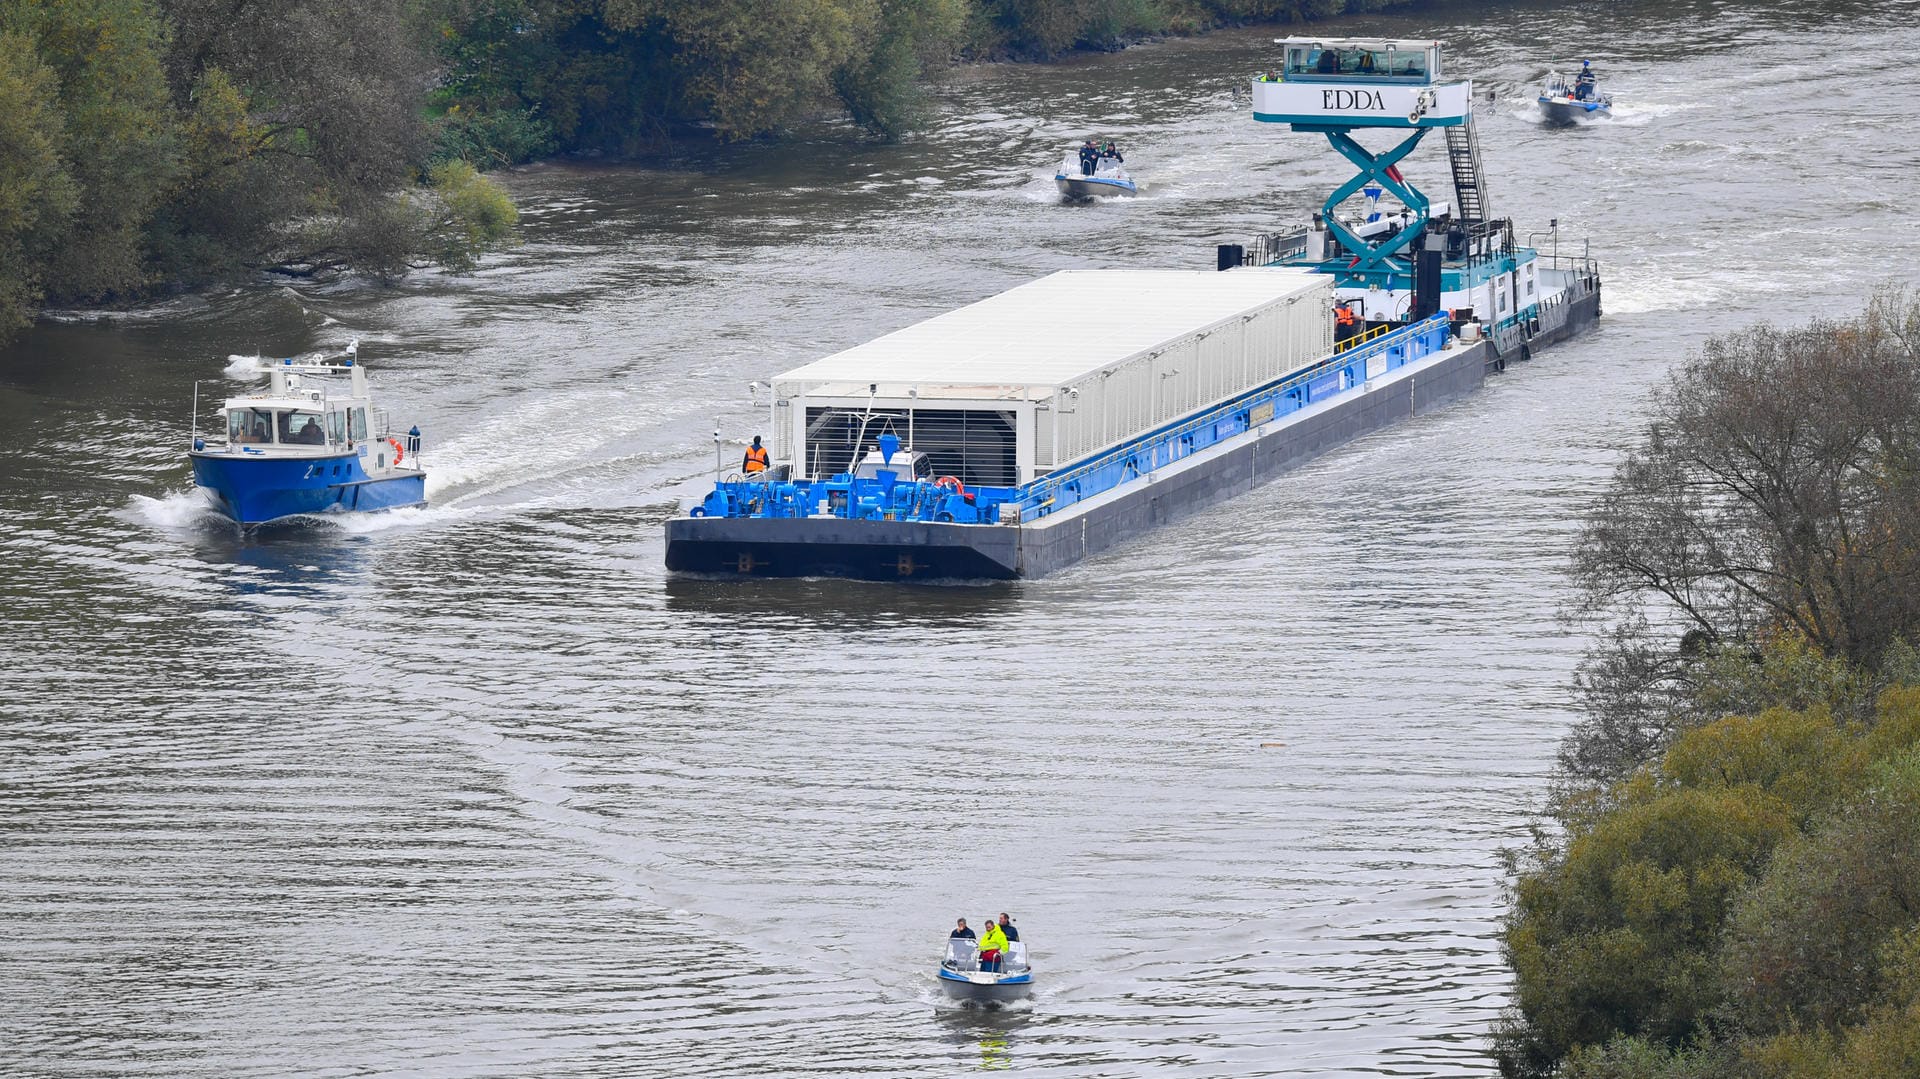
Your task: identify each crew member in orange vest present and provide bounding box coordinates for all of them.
[1334,302,1358,341]
[742,435,770,474]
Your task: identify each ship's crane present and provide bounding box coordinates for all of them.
[1251,38,1480,273]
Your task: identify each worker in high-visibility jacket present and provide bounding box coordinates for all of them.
[977,917,1009,973]
[1334,303,1358,342]
[742,435,769,474]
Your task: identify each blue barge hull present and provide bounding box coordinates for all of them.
[668,332,1522,581]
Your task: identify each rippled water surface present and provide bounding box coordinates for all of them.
[6,1,1920,1075]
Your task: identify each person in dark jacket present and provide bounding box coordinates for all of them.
[1078,140,1097,176]
[950,918,976,940]
[997,913,1019,942]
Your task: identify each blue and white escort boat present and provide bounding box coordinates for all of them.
[1538,61,1611,123]
[938,937,1033,1004]
[665,37,1600,581]
[189,342,427,526]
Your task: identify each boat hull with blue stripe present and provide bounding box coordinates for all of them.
[1055,173,1136,199]
[938,939,1033,1003]
[190,450,426,525]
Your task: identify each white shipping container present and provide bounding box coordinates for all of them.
[771,268,1334,483]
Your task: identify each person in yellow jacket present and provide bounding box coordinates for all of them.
[977,917,1009,973]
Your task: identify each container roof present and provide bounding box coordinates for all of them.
[776,268,1328,394]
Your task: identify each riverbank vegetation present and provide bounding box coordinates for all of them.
[1498,289,1920,1078]
[0,0,518,344]
[0,0,1433,344]
[424,0,1444,161]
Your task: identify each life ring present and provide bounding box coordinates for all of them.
[934,475,966,498]
[386,437,404,466]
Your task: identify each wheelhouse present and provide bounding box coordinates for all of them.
[219,399,371,450]
[1274,38,1444,83]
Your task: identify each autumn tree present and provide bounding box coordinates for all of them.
[1561,290,1920,786]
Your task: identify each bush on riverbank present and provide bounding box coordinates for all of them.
[1498,291,1920,1078]
[0,0,517,345]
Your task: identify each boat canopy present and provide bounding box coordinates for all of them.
[1271,37,1445,83]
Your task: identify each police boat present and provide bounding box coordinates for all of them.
[1054,150,1136,199]
[1538,61,1610,123]
[937,937,1033,1003]
[188,340,427,526]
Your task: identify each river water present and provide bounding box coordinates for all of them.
[4,1,1917,1075]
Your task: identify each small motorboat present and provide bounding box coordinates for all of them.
[937,937,1033,1003]
[1538,62,1611,123]
[1054,150,1136,200]
[188,340,428,525]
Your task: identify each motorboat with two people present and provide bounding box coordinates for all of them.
[1539,59,1611,123]
[1055,138,1135,199]
[188,340,428,526]
[939,916,1032,1003]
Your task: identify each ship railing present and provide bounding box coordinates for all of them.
[1012,313,1453,523]
[1235,231,1308,267]
[1335,323,1393,353]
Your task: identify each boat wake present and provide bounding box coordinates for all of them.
[121,490,458,536]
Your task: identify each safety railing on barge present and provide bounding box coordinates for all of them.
[1011,312,1450,522]
[688,314,1454,527]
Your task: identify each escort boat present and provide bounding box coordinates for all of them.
[1538,62,1610,123]
[189,341,427,525]
[1054,151,1136,199]
[938,937,1033,1003]
[665,36,1601,582]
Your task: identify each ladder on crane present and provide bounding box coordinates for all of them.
[1444,120,1492,228]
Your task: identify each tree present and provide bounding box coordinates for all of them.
[1500,689,1920,1078]
[1562,291,1920,783]
[3,0,180,303]
[0,35,77,336]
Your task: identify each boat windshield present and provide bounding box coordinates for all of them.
[228,407,274,444]
[1284,44,1431,80]
[278,410,328,446]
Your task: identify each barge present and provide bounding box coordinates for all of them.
[665,37,1601,581]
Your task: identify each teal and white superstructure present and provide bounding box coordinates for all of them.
[188,341,427,526]
[664,35,1600,582]
[1243,38,1600,365]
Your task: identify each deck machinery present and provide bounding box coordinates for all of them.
[1239,38,1600,363]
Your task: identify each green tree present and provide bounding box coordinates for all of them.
[3,0,179,303]
[0,35,77,336]
[1501,687,1920,1077]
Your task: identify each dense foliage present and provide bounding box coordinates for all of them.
[0,0,1432,341]
[421,0,1438,159]
[1500,291,1920,1078]
[0,0,517,344]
